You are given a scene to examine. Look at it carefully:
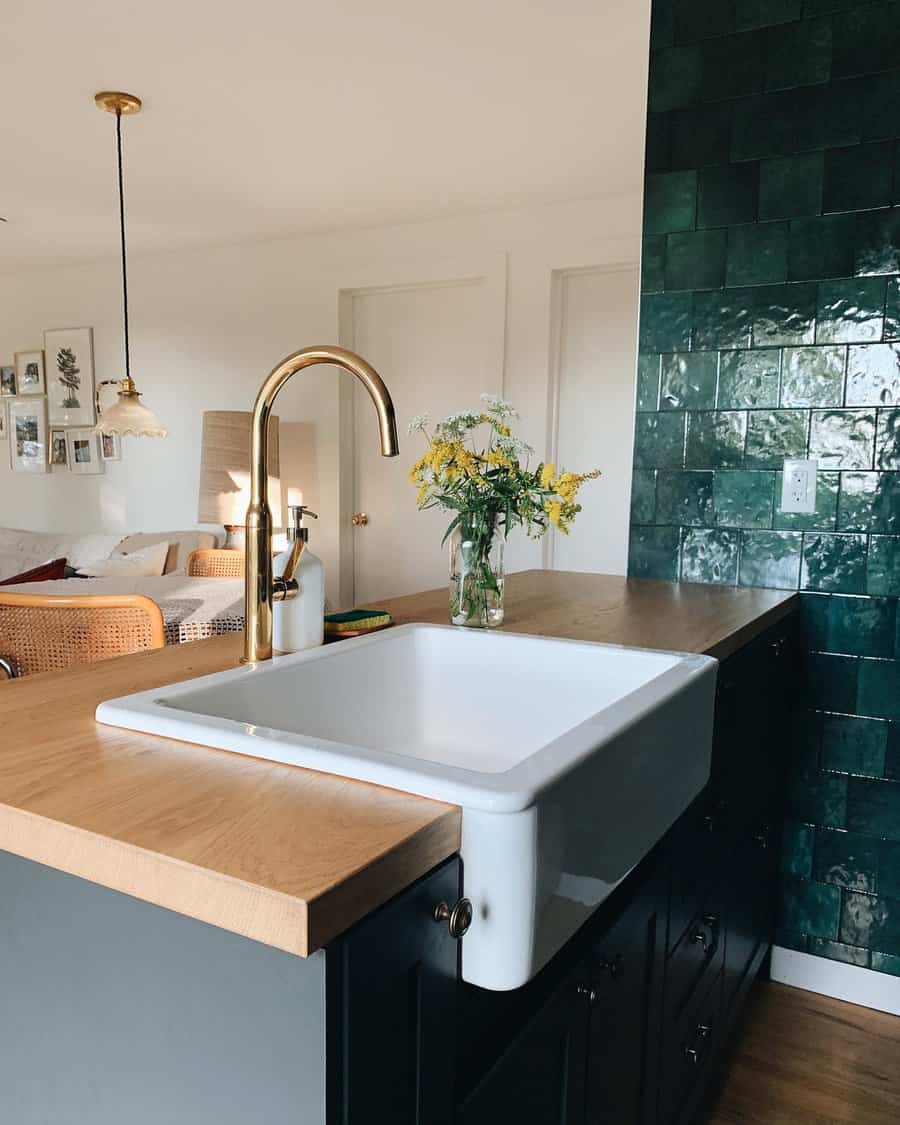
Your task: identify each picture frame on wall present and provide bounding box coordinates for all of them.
[0,402,7,441]
[66,428,104,475]
[45,327,95,427]
[100,432,121,462]
[14,350,45,396]
[8,398,48,474]
[0,366,15,396]
[50,428,68,466]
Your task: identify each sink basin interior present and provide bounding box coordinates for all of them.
[163,626,682,774]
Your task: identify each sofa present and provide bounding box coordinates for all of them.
[0,528,218,584]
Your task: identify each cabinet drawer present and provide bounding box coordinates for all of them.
[667,794,732,955]
[660,968,723,1125]
[665,889,724,1027]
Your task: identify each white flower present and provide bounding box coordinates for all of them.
[480,393,518,420]
[407,413,429,435]
[496,433,534,460]
[435,411,483,439]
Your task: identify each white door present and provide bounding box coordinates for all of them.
[549,265,639,576]
[345,262,506,605]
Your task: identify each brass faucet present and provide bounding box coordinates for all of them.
[242,345,399,664]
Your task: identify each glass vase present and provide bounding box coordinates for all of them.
[449,512,505,628]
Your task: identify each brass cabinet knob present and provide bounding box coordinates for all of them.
[352,512,369,526]
[433,898,473,939]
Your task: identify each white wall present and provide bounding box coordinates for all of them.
[0,195,641,602]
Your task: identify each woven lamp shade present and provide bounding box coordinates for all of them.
[197,411,282,529]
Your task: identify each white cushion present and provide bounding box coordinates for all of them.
[0,528,123,569]
[77,540,169,578]
[114,530,218,575]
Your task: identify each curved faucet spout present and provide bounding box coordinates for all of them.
[243,345,399,664]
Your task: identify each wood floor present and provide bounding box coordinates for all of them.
[706,981,900,1125]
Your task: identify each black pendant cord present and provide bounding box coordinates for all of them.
[115,108,131,381]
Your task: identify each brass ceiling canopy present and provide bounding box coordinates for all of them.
[94,91,142,116]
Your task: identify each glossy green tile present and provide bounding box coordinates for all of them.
[876,409,900,469]
[838,472,900,534]
[674,0,735,41]
[789,214,855,282]
[801,532,868,594]
[871,951,900,975]
[780,346,846,408]
[693,289,754,350]
[697,164,759,230]
[650,0,675,48]
[781,875,842,938]
[887,724,900,781]
[801,592,830,650]
[861,70,900,143]
[774,926,809,952]
[648,44,703,113]
[718,350,780,409]
[827,595,898,658]
[807,652,859,712]
[665,229,727,291]
[821,715,888,776]
[877,840,900,901]
[868,536,900,596]
[858,659,900,721]
[630,470,657,525]
[735,0,801,29]
[643,171,698,236]
[641,236,666,294]
[671,103,733,170]
[855,209,900,277]
[846,344,900,407]
[799,79,864,152]
[726,222,789,287]
[823,142,895,214]
[782,820,814,879]
[645,112,672,175]
[700,31,765,102]
[808,938,870,966]
[766,15,831,91]
[789,765,849,828]
[758,152,824,220]
[686,411,748,468]
[817,281,887,346]
[804,0,863,12]
[732,90,796,162]
[752,283,816,346]
[841,890,900,955]
[814,828,879,892]
[628,526,681,580]
[660,352,718,410]
[809,409,876,470]
[775,470,839,530]
[848,776,900,838]
[745,409,808,467]
[715,470,775,528]
[636,354,661,413]
[633,412,687,469]
[640,292,693,353]
[655,471,715,526]
[739,529,803,587]
[886,279,900,340]
[832,3,900,79]
[680,527,740,584]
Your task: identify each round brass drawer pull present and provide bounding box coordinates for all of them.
[433,898,473,939]
[352,512,369,526]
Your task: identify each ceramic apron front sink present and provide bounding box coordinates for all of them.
[97,623,717,990]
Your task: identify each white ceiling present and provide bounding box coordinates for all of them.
[1,0,650,271]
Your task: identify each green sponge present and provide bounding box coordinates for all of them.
[324,609,393,636]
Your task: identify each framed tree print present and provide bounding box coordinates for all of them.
[45,327,95,427]
[9,398,48,474]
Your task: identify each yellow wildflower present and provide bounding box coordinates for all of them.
[416,481,430,505]
[485,451,513,470]
[539,463,556,489]
[545,500,562,526]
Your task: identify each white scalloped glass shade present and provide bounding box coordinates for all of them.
[96,393,167,437]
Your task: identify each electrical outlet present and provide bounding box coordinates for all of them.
[781,458,818,514]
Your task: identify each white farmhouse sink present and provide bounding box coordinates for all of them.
[97,624,717,990]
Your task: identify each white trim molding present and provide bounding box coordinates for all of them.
[770,946,900,1017]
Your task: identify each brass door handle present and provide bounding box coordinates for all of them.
[352,512,369,526]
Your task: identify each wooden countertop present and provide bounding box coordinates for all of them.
[0,571,795,957]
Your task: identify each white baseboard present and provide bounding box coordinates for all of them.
[770,946,900,1017]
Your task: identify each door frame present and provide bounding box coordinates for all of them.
[335,252,508,607]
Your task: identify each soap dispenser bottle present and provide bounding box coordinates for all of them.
[272,505,325,653]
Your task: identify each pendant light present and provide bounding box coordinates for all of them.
[93,91,167,438]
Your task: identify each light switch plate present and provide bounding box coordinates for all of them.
[781,458,818,514]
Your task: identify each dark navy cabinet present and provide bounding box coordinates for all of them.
[330,615,795,1125]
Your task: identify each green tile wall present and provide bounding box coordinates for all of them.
[635,0,900,976]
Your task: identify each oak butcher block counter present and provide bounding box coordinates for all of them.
[0,570,795,957]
